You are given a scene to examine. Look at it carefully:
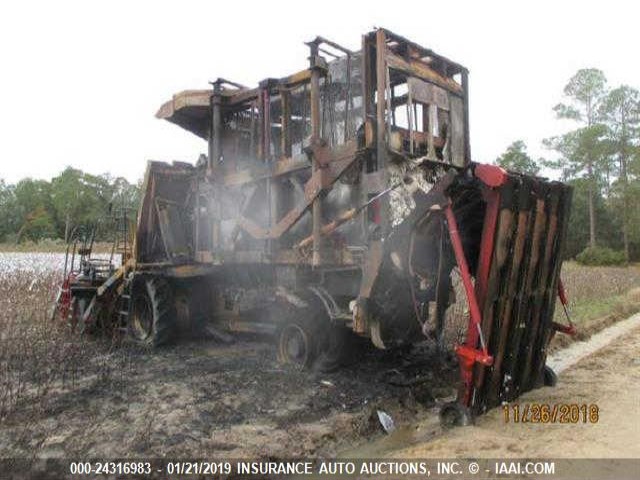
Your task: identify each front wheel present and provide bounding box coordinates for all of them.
[439,401,472,428]
[543,365,558,387]
[128,277,176,347]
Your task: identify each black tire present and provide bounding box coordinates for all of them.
[543,365,558,387]
[173,279,212,338]
[277,318,317,369]
[314,325,357,373]
[71,296,88,334]
[439,401,472,428]
[128,277,177,347]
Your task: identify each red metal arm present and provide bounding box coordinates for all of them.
[554,279,577,336]
[444,202,493,406]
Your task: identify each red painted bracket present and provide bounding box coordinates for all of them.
[56,273,76,321]
[474,163,508,188]
[552,321,577,336]
[444,202,494,406]
[558,279,569,305]
[555,279,577,336]
[455,345,494,367]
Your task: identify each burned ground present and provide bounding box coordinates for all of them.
[1,253,639,460]
[1,334,458,459]
[0,256,458,458]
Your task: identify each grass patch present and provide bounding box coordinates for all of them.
[568,294,630,324]
[553,261,640,324]
[550,287,640,352]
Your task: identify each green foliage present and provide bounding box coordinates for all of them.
[554,69,607,125]
[576,246,626,266]
[0,180,19,242]
[544,68,640,259]
[543,124,610,182]
[0,168,140,244]
[13,179,56,242]
[563,178,621,258]
[19,206,57,242]
[495,140,540,175]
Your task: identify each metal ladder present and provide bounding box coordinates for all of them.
[116,275,133,334]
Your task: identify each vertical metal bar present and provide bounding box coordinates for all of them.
[422,104,429,137]
[194,191,200,257]
[310,44,322,266]
[375,29,387,171]
[123,209,128,260]
[427,104,437,160]
[249,100,256,158]
[262,87,271,161]
[511,196,546,396]
[281,89,291,157]
[344,53,351,143]
[257,93,264,160]
[461,71,471,163]
[375,29,389,234]
[208,82,223,259]
[475,190,501,309]
[408,89,414,155]
[209,82,222,174]
[360,34,373,241]
[362,34,374,124]
[273,89,288,254]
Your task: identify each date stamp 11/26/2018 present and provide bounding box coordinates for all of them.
[503,403,600,424]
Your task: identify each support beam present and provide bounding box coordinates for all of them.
[309,44,323,266]
[375,29,390,234]
[208,81,223,174]
[280,89,291,157]
[462,70,471,162]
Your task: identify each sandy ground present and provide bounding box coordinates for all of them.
[352,319,640,459]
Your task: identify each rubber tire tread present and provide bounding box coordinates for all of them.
[130,276,177,347]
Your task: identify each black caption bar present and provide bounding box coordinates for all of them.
[0,458,638,480]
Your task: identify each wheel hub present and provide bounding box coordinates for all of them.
[279,323,312,367]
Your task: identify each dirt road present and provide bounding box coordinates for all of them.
[349,318,640,459]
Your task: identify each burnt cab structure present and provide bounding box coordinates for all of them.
[79,29,574,423]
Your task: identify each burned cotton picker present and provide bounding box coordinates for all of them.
[52,28,575,424]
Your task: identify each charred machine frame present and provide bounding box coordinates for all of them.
[54,29,575,424]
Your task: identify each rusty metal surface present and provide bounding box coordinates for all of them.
[460,173,572,415]
[52,29,574,424]
[143,23,570,368]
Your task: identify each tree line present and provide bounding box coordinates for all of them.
[497,69,640,263]
[0,168,139,243]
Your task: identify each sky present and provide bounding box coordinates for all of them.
[0,0,638,184]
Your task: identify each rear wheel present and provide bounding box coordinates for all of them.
[275,294,358,372]
[278,320,316,369]
[314,325,356,372]
[128,277,176,347]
